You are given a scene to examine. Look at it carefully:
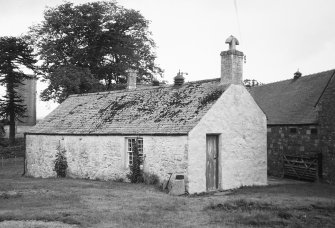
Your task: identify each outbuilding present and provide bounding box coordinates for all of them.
[25,36,267,193]
[250,69,335,183]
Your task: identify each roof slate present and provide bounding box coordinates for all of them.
[29,78,229,135]
[249,69,335,125]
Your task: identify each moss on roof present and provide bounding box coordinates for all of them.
[29,78,230,135]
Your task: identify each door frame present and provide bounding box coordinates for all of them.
[206,134,220,191]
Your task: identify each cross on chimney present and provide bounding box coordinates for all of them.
[225,35,239,50]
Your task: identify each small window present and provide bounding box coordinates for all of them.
[127,138,143,166]
[290,127,297,134]
[311,128,318,135]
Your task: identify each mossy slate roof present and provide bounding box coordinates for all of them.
[249,69,335,125]
[29,79,230,135]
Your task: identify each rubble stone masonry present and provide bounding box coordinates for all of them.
[26,135,188,183]
[267,73,335,183]
[267,125,320,177]
[220,49,244,85]
[319,75,335,183]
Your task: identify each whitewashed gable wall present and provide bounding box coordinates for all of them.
[187,85,267,193]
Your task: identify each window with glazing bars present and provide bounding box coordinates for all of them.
[127,138,143,166]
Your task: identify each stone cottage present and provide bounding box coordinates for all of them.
[25,36,267,193]
[250,69,335,183]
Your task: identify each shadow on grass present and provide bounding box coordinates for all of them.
[0,213,81,225]
[205,199,335,227]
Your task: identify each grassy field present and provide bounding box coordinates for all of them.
[0,158,335,227]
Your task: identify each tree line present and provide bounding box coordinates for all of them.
[0,1,162,144]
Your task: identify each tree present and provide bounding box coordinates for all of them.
[0,36,36,145]
[29,1,163,103]
[54,143,68,178]
[40,65,103,103]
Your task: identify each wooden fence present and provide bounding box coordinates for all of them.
[283,153,322,181]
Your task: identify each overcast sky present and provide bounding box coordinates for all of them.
[1,0,335,118]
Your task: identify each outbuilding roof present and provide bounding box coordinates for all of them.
[29,79,229,135]
[249,69,335,125]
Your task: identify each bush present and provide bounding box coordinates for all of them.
[114,177,125,183]
[54,145,68,178]
[143,172,160,185]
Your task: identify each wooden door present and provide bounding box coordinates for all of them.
[206,135,219,191]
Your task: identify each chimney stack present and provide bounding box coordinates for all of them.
[220,35,244,85]
[174,70,186,86]
[127,69,137,90]
[293,70,302,79]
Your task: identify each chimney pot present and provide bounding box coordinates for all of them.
[294,70,302,79]
[174,71,186,86]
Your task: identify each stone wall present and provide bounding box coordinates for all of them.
[319,74,335,183]
[188,85,267,193]
[142,136,188,180]
[267,125,320,177]
[26,135,188,182]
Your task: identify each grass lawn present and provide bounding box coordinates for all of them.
[0,158,335,227]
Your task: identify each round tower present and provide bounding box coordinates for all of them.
[17,77,37,126]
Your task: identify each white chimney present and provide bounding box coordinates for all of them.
[220,35,244,85]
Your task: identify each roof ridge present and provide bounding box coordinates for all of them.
[69,85,167,98]
[185,77,220,84]
[254,68,335,88]
[69,77,221,98]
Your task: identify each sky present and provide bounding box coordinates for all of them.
[0,0,335,118]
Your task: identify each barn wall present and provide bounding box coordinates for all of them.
[188,85,267,193]
[319,74,335,183]
[26,135,188,182]
[267,125,320,177]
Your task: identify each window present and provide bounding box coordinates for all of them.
[289,127,297,134]
[127,138,143,166]
[311,128,318,135]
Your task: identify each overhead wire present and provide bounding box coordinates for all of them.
[234,0,243,46]
[233,0,246,63]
